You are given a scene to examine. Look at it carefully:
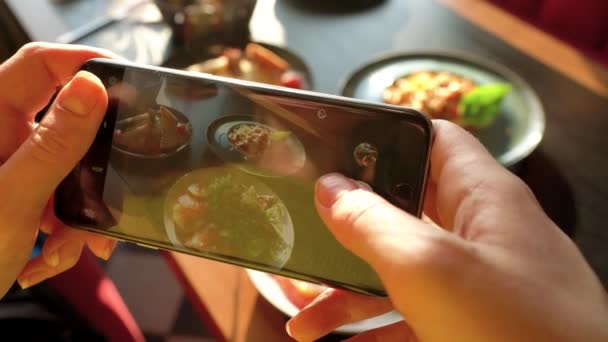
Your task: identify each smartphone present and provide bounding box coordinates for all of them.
[54,58,432,296]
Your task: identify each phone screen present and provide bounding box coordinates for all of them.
[55,59,432,296]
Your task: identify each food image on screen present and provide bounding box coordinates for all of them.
[208,117,307,177]
[164,168,294,268]
[113,106,192,157]
[187,43,305,89]
[227,123,271,161]
[383,71,511,129]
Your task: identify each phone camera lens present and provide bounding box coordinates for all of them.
[354,143,378,167]
[391,183,412,208]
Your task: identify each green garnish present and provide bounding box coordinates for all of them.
[459,83,512,127]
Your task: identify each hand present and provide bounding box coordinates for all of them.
[286,120,608,341]
[0,43,121,298]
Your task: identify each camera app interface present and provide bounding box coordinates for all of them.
[64,64,429,292]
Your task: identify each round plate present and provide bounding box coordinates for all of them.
[164,167,295,268]
[341,51,545,167]
[206,115,307,177]
[187,42,314,90]
[246,270,403,335]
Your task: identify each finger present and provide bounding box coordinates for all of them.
[422,181,440,225]
[344,321,417,342]
[429,120,540,230]
[17,238,85,289]
[0,42,118,118]
[313,171,477,318]
[39,198,116,259]
[40,199,60,235]
[314,173,446,270]
[0,70,108,211]
[38,226,88,268]
[82,232,117,261]
[286,288,393,342]
[0,43,118,160]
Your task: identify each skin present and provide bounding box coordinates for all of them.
[286,120,608,342]
[0,42,120,298]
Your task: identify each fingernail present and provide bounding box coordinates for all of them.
[60,241,84,265]
[57,71,102,116]
[286,321,293,337]
[44,250,60,267]
[100,239,117,260]
[18,269,53,289]
[286,321,310,342]
[316,173,358,208]
[46,241,83,268]
[286,321,303,341]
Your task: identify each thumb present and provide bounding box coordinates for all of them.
[1,71,107,210]
[314,173,454,275]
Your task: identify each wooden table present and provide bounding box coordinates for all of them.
[4,0,608,340]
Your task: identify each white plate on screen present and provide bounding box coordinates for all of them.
[246,269,403,335]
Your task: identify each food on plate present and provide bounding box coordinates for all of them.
[223,121,305,175]
[227,123,272,160]
[226,123,293,160]
[273,275,327,309]
[113,106,192,156]
[383,70,511,129]
[187,43,305,89]
[166,169,294,268]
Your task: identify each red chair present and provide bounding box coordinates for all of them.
[490,0,608,65]
[540,0,608,51]
[45,249,144,342]
[491,0,543,18]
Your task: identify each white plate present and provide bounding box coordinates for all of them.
[246,269,404,335]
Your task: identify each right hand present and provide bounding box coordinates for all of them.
[287,120,608,341]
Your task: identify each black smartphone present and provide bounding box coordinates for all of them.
[54,58,432,296]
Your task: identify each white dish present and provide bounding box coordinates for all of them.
[246,269,403,335]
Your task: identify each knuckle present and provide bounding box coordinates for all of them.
[408,233,477,276]
[17,43,59,85]
[459,171,520,210]
[434,118,459,132]
[29,123,72,163]
[434,119,470,140]
[511,176,539,202]
[18,42,46,59]
[491,173,538,206]
[416,233,455,260]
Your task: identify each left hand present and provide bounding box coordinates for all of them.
[0,42,121,298]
